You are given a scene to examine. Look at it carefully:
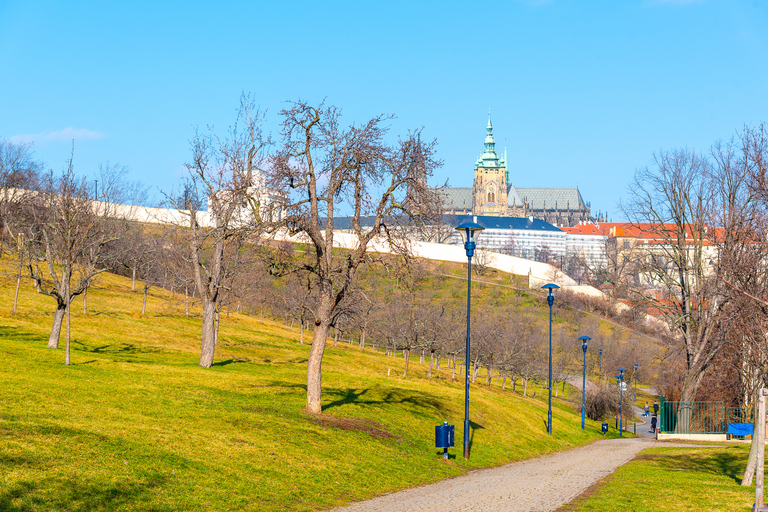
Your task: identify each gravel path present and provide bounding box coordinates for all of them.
[328,438,656,512]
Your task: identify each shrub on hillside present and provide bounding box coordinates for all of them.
[583,383,634,421]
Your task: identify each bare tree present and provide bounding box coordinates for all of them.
[0,138,40,253]
[172,94,267,367]
[25,154,117,364]
[621,149,725,420]
[472,248,493,276]
[0,139,40,306]
[268,100,440,413]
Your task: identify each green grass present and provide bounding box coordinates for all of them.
[1,261,626,511]
[561,445,755,511]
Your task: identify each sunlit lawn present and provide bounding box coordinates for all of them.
[1,263,617,511]
[561,444,755,512]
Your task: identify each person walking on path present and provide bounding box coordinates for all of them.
[653,401,659,415]
[643,402,649,417]
[650,414,658,433]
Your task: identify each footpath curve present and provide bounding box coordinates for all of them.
[328,438,656,512]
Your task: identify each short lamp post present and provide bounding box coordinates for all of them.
[456,221,484,459]
[617,367,626,436]
[598,348,603,381]
[634,362,639,403]
[579,335,591,430]
[542,283,560,435]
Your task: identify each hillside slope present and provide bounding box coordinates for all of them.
[1,259,624,512]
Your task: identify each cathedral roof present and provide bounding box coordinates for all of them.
[440,187,473,210]
[451,214,564,232]
[506,184,524,207]
[513,187,587,211]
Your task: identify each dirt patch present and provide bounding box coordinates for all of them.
[303,413,398,440]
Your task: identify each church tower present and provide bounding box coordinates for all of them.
[472,112,508,216]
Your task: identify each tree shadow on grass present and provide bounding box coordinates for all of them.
[642,450,745,485]
[0,326,46,345]
[322,387,448,415]
[212,359,247,367]
[0,474,171,512]
[80,342,163,356]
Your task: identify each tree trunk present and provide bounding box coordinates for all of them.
[48,302,66,349]
[501,372,507,390]
[451,354,456,381]
[83,286,88,315]
[12,264,21,315]
[486,365,493,386]
[743,412,761,486]
[132,267,136,291]
[300,322,304,344]
[428,351,434,378]
[676,373,706,433]
[214,310,220,347]
[472,356,480,383]
[185,287,190,317]
[142,283,148,315]
[306,320,330,414]
[334,329,339,347]
[359,329,366,350]
[420,350,425,365]
[555,381,559,398]
[199,300,217,367]
[523,378,528,397]
[65,282,71,366]
[403,348,410,378]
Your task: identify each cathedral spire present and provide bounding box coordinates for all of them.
[504,144,509,186]
[484,111,496,158]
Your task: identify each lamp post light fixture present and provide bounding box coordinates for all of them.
[598,348,603,381]
[455,221,484,459]
[634,362,639,403]
[579,336,591,430]
[542,283,560,435]
[617,367,626,437]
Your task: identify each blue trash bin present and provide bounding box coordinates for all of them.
[435,422,454,459]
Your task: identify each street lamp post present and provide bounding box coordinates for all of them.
[634,362,639,403]
[617,367,626,436]
[598,348,603,381]
[456,221,484,459]
[579,336,591,430]
[542,283,560,435]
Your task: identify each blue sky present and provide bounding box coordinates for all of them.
[1,0,766,220]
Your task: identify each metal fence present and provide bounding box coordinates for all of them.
[659,398,753,434]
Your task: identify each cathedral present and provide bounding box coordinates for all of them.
[442,114,593,228]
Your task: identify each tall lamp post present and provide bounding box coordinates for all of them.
[617,367,626,436]
[579,336,591,430]
[542,283,560,434]
[598,348,603,381]
[456,221,484,459]
[634,362,638,403]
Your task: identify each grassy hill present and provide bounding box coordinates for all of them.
[1,257,629,512]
